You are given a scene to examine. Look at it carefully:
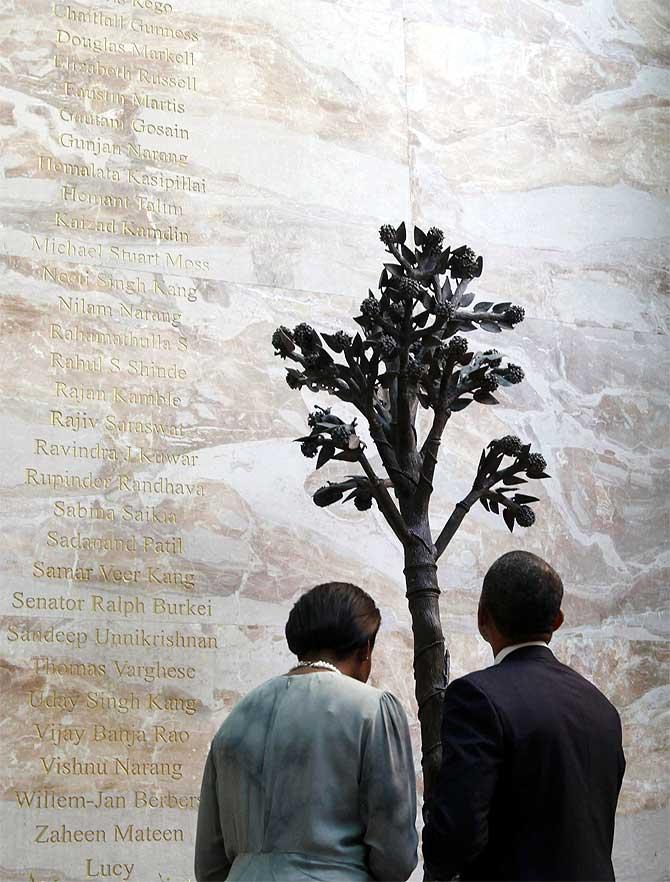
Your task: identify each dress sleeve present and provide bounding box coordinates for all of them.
[360,690,419,881]
[194,746,233,882]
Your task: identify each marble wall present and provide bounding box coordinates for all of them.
[0,0,667,880]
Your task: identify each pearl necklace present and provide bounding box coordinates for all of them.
[294,659,342,674]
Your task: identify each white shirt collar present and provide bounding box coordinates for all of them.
[493,641,550,665]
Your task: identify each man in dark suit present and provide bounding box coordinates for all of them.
[422,550,626,882]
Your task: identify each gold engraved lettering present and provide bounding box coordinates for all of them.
[54,53,133,81]
[126,167,205,193]
[8,625,88,648]
[54,500,115,520]
[152,596,212,618]
[32,657,105,678]
[32,561,93,582]
[14,789,88,809]
[53,4,125,29]
[164,251,210,272]
[39,154,121,182]
[47,530,137,553]
[117,475,205,496]
[104,414,187,436]
[50,352,103,372]
[114,823,184,842]
[111,387,182,407]
[91,594,145,615]
[93,724,147,749]
[35,823,106,843]
[62,184,129,209]
[56,29,127,55]
[130,118,189,140]
[12,591,85,611]
[95,626,215,651]
[33,234,103,258]
[126,142,188,165]
[58,296,113,318]
[35,438,119,460]
[120,219,189,243]
[59,131,122,157]
[125,446,196,466]
[85,859,134,881]
[96,271,147,294]
[108,245,159,266]
[55,210,117,234]
[59,108,124,130]
[136,193,182,216]
[34,723,86,747]
[137,70,197,90]
[146,566,195,590]
[121,505,178,525]
[134,790,199,810]
[142,536,183,554]
[113,659,197,682]
[132,0,173,15]
[50,409,97,431]
[25,468,112,490]
[49,323,177,352]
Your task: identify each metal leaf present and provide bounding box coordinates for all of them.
[489,498,499,514]
[384,263,403,278]
[480,496,490,511]
[313,485,345,507]
[414,310,431,328]
[401,243,417,265]
[420,334,443,348]
[456,320,477,332]
[414,226,426,246]
[316,441,336,469]
[474,301,493,312]
[321,331,343,352]
[492,301,512,314]
[479,321,502,333]
[459,290,475,308]
[437,248,451,273]
[396,221,407,244]
[503,508,515,532]
[473,391,499,405]
[451,397,473,411]
[332,449,361,462]
[513,494,540,503]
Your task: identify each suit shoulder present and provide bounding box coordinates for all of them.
[551,658,623,719]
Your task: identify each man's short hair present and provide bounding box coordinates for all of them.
[481,550,563,641]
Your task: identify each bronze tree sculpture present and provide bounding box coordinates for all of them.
[271,222,549,798]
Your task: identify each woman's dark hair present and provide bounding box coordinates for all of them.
[481,550,563,641]
[285,582,382,660]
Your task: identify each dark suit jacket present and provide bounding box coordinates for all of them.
[422,645,626,881]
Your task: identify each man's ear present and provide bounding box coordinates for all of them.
[552,609,565,633]
[477,599,488,636]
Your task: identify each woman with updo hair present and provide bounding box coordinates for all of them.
[195,581,418,882]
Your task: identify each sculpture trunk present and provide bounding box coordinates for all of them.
[402,522,448,800]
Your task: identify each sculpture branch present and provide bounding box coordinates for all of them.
[358,450,410,544]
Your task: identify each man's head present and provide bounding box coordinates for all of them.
[478,550,564,653]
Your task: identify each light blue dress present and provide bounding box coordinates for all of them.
[195,670,418,881]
